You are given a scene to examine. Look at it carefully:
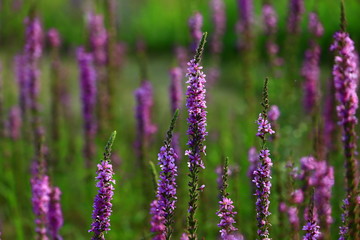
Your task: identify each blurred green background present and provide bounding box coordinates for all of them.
[0,0,360,239]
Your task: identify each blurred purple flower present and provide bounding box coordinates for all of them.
[47,28,61,48]
[188,12,203,53]
[287,0,304,34]
[48,187,63,240]
[169,67,183,113]
[268,105,280,122]
[87,13,108,65]
[6,106,22,140]
[149,199,166,240]
[210,0,226,54]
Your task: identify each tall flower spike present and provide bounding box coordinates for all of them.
[217,158,239,239]
[330,1,360,237]
[302,190,321,240]
[77,48,97,166]
[210,0,226,55]
[186,32,208,240]
[253,78,275,239]
[89,131,116,240]
[287,0,304,35]
[151,110,179,239]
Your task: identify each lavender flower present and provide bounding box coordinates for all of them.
[48,187,63,240]
[331,10,360,236]
[47,29,61,48]
[6,106,22,140]
[169,67,183,114]
[31,161,51,240]
[180,233,189,240]
[210,0,226,54]
[287,0,304,34]
[89,131,116,240]
[152,110,179,239]
[87,13,108,65]
[217,198,238,239]
[77,47,97,165]
[188,12,203,53]
[301,44,321,113]
[186,33,208,240]
[253,78,275,239]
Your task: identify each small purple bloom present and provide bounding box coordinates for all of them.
[308,13,324,38]
[149,200,166,240]
[47,28,61,48]
[247,146,258,179]
[302,208,321,240]
[268,105,280,122]
[217,197,238,239]
[237,0,253,30]
[256,113,275,138]
[291,189,304,204]
[262,4,277,35]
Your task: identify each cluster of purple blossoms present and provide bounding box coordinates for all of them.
[77,48,97,161]
[135,81,157,147]
[14,54,29,117]
[253,149,274,238]
[256,113,275,138]
[185,59,208,170]
[188,12,203,53]
[217,197,238,239]
[308,13,324,38]
[48,187,63,240]
[287,0,304,34]
[149,200,166,240]
[25,17,43,62]
[87,13,108,65]
[268,105,280,122]
[301,44,321,113]
[31,173,51,240]
[262,4,277,35]
[47,28,61,48]
[169,67,183,114]
[6,106,22,140]
[89,160,115,239]
[279,202,300,232]
[210,0,226,54]
[153,145,178,237]
[302,208,321,240]
[331,32,359,137]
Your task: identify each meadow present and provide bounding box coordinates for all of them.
[0,0,359,239]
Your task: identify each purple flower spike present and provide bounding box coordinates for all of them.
[237,0,253,30]
[149,200,166,240]
[48,187,63,240]
[210,0,226,54]
[217,197,238,239]
[287,0,304,34]
[135,80,157,150]
[87,13,108,65]
[25,17,43,62]
[31,171,51,240]
[331,24,360,237]
[253,79,274,239]
[47,29,61,48]
[169,67,183,114]
[247,147,258,179]
[339,197,349,240]
[89,132,116,240]
[6,106,22,140]
[262,4,277,35]
[77,47,97,164]
[14,55,29,117]
[188,12,203,53]
[186,33,208,240]
[301,44,321,113]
